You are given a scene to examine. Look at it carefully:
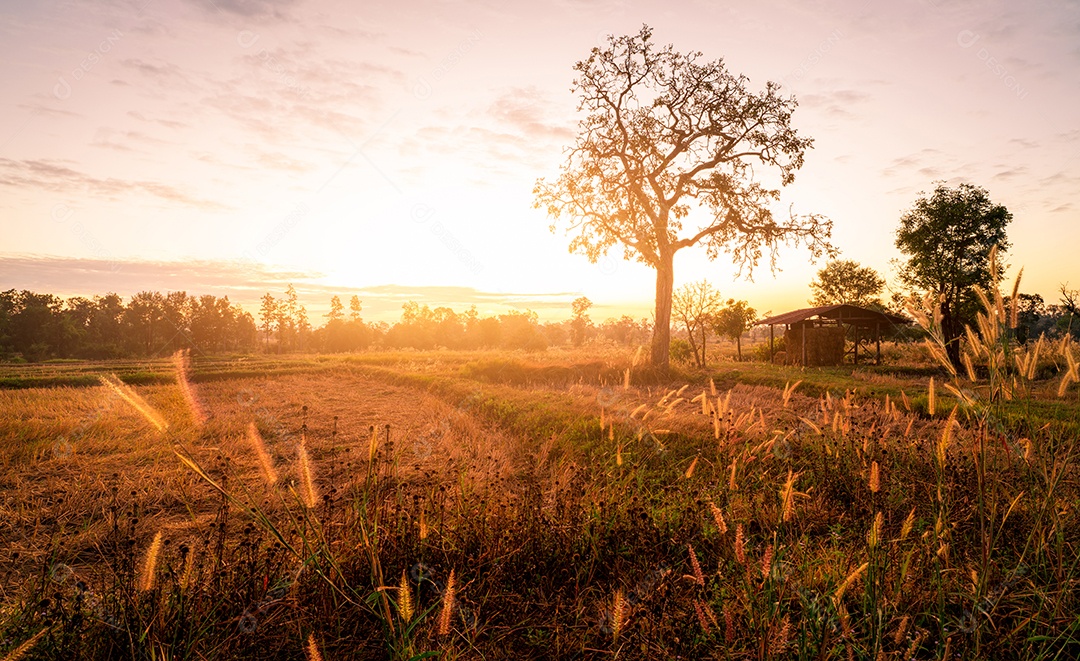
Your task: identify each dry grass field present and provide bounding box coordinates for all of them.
[0,339,1078,659]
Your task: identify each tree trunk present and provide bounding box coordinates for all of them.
[941,297,964,369]
[736,335,742,360]
[650,255,675,371]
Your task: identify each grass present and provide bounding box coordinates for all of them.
[0,340,1078,660]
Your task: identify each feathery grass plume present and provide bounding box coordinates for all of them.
[298,439,318,508]
[600,408,605,431]
[833,562,868,606]
[180,541,198,590]
[687,544,705,586]
[780,470,797,522]
[616,442,623,467]
[398,570,414,622]
[728,457,738,491]
[623,368,631,390]
[419,508,429,540]
[723,607,735,643]
[1,627,49,661]
[139,531,163,592]
[630,403,647,419]
[99,375,167,432]
[684,455,698,479]
[676,383,689,397]
[867,511,883,549]
[768,616,791,656]
[906,628,928,660]
[869,461,880,494]
[610,589,626,641]
[367,425,378,463]
[782,380,802,408]
[760,544,774,580]
[893,615,910,645]
[1009,268,1023,328]
[710,377,717,397]
[438,569,456,635]
[707,498,728,534]
[246,422,278,485]
[694,600,711,633]
[172,349,206,426]
[900,507,917,541]
[305,633,325,661]
[734,524,746,564]
[962,351,977,382]
[927,377,936,416]
[937,406,958,468]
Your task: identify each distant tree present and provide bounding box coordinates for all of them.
[126,291,165,355]
[809,260,885,308]
[327,296,344,322]
[895,183,1011,367]
[1058,284,1080,339]
[570,296,593,347]
[672,280,721,368]
[534,26,834,370]
[349,295,362,322]
[712,299,757,360]
[259,293,277,351]
[1013,293,1044,344]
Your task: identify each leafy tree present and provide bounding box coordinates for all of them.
[259,293,277,351]
[349,295,363,322]
[672,280,721,368]
[712,299,757,360]
[570,296,593,347]
[895,183,1011,367]
[327,296,344,322]
[809,260,885,308]
[535,25,834,370]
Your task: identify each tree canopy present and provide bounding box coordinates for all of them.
[895,182,1011,366]
[809,260,885,308]
[535,25,834,370]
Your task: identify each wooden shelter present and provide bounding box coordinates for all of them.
[756,304,911,366]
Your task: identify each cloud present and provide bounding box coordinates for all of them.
[0,158,228,210]
[183,0,299,19]
[0,255,580,319]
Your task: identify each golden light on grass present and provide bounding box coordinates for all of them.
[687,544,705,586]
[937,406,958,467]
[368,425,379,463]
[927,377,936,416]
[438,569,457,636]
[246,422,278,485]
[398,570,414,622]
[610,588,626,642]
[867,511,883,549]
[707,498,728,534]
[780,470,797,522]
[139,531,163,592]
[100,375,167,432]
[734,524,746,565]
[172,349,206,426]
[305,633,324,661]
[869,461,880,494]
[900,507,917,541]
[1,627,49,661]
[298,440,318,509]
[833,562,868,606]
[684,455,698,479]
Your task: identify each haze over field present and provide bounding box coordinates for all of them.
[1,0,1078,320]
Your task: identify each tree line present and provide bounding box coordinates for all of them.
[0,286,656,362]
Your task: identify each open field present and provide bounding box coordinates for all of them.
[1,351,1078,660]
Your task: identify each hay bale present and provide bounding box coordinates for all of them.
[784,325,845,366]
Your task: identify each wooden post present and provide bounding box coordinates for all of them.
[801,323,807,366]
[769,324,775,363]
[876,323,882,365]
[854,324,859,365]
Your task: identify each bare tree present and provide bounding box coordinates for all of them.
[672,280,721,368]
[535,25,834,370]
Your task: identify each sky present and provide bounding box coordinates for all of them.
[1,0,1078,323]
